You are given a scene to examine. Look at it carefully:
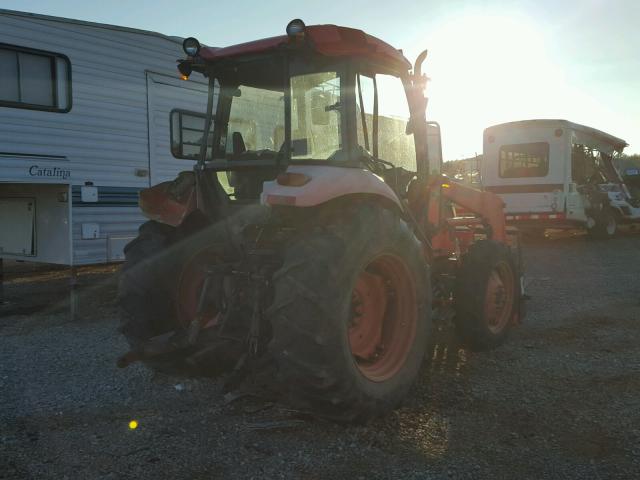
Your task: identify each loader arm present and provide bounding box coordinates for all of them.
[440,180,507,243]
[409,175,507,246]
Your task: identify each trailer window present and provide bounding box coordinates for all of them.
[170,110,214,160]
[0,44,71,112]
[499,142,549,178]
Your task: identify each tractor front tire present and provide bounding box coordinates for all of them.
[267,203,430,422]
[454,240,519,351]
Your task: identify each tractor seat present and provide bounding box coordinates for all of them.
[227,131,277,200]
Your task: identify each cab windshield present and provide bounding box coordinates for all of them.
[169,56,346,169]
[172,56,416,176]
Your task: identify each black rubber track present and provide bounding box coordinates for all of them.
[266,203,431,423]
[453,239,519,351]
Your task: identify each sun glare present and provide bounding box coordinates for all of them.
[423,14,564,159]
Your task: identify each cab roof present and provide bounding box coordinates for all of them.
[199,24,411,73]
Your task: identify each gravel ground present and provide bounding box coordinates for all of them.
[1,231,639,479]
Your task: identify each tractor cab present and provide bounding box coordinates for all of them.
[121,20,522,423]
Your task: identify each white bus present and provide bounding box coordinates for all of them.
[482,119,639,238]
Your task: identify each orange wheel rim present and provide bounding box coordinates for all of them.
[484,261,515,334]
[175,249,220,329]
[348,254,417,382]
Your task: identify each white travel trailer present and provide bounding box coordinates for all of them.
[0,9,208,266]
[482,119,640,238]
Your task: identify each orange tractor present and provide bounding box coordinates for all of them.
[117,20,524,422]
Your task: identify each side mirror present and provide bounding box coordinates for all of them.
[311,91,330,125]
[426,121,443,176]
[170,109,213,160]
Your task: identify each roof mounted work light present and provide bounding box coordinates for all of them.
[286,19,306,37]
[183,37,201,56]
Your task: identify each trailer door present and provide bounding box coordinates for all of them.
[146,73,208,186]
[0,198,35,256]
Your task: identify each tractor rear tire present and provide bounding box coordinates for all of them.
[454,240,519,351]
[118,207,268,375]
[267,203,430,422]
[118,220,210,374]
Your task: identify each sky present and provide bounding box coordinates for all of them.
[3,0,639,160]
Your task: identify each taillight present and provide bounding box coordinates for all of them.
[265,194,297,206]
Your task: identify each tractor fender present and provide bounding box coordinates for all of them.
[139,171,197,227]
[261,165,402,210]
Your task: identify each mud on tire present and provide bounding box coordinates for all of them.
[267,203,430,422]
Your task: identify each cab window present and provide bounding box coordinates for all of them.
[376,74,416,172]
[226,85,284,155]
[170,109,213,160]
[354,72,416,172]
[290,71,342,160]
[355,74,374,155]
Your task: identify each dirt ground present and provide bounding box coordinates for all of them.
[1,230,639,479]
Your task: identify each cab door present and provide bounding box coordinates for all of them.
[146,73,208,186]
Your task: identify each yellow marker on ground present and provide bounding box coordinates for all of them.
[128,420,138,430]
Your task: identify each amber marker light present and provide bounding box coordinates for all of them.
[177,61,192,80]
[128,420,139,430]
[276,172,311,187]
